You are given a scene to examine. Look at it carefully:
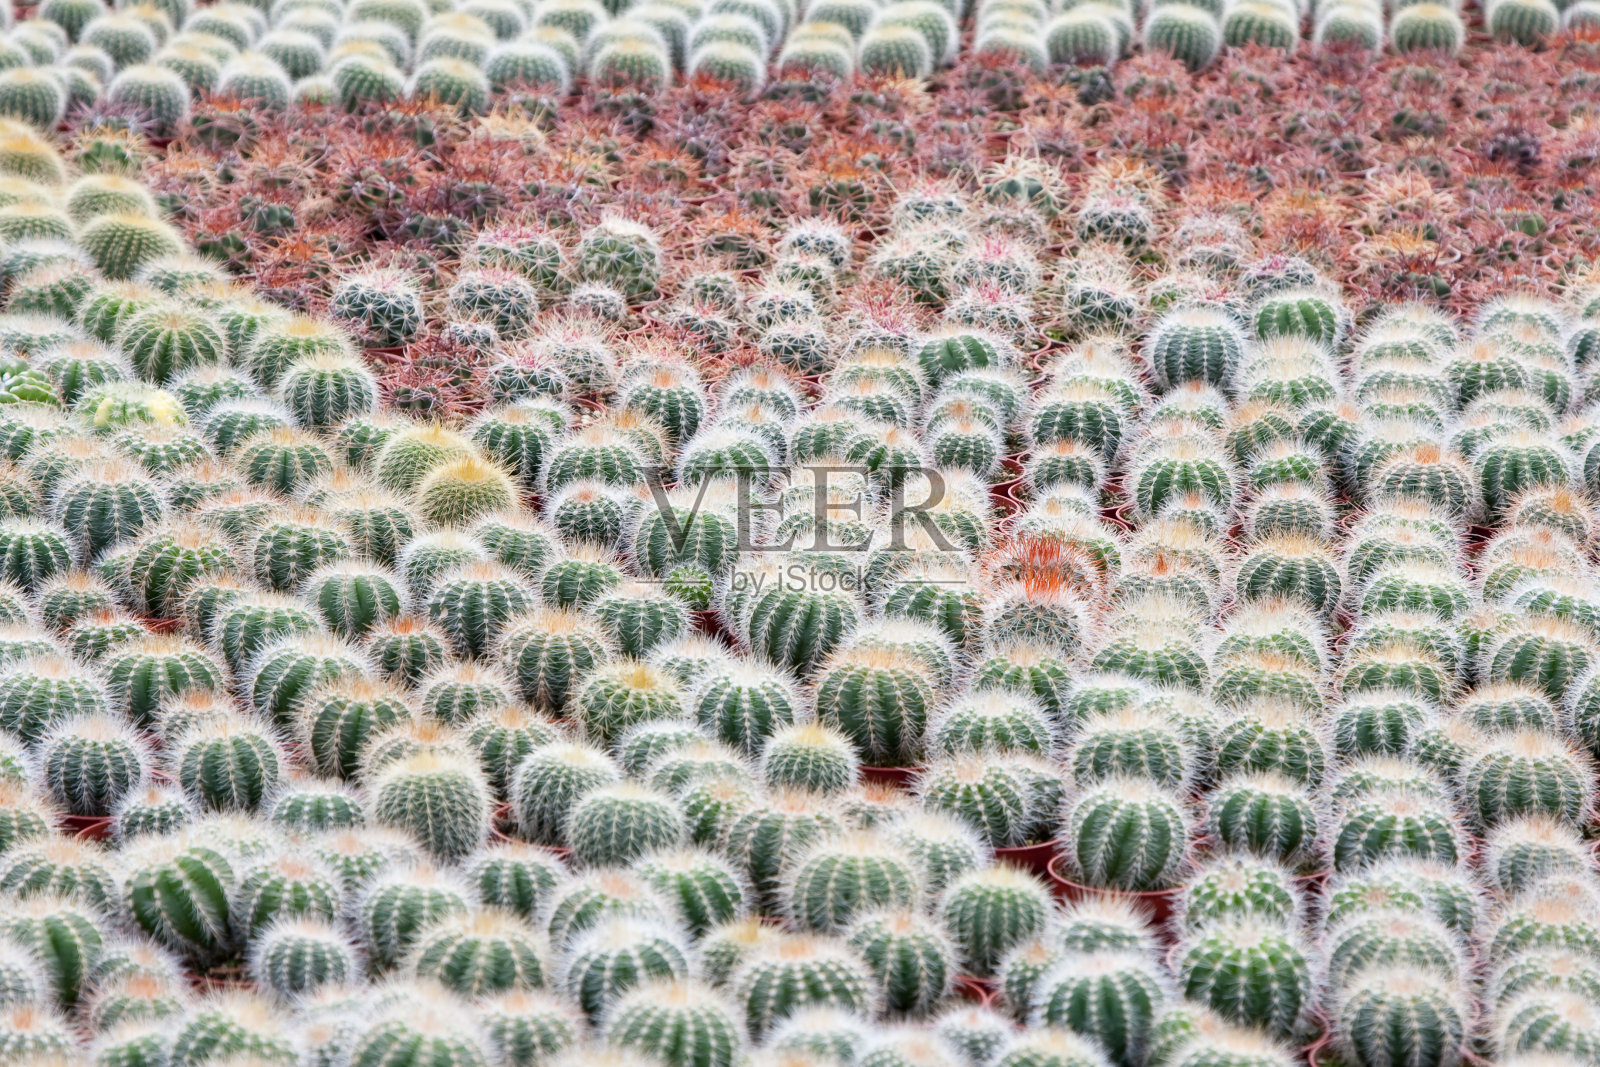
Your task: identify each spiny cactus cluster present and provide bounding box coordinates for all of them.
[0,12,1596,1067]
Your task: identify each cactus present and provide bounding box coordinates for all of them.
[1214,698,1327,782]
[1484,617,1597,702]
[270,780,364,833]
[78,213,182,280]
[1330,966,1466,1067]
[244,510,351,593]
[1332,789,1461,871]
[113,784,190,841]
[973,643,1076,728]
[0,520,70,592]
[122,837,236,961]
[1129,437,1235,519]
[1487,816,1591,896]
[1068,707,1188,789]
[368,616,453,690]
[940,865,1052,978]
[358,863,470,971]
[724,789,845,907]
[1206,772,1317,864]
[826,915,945,1021]
[409,908,548,995]
[1327,910,1461,988]
[635,848,745,937]
[511,741,621,846]
[1089,623,1209,692]
[52,461,165,561]
[0,781,51,853]
[916,756,1033,848]
[172,715,284,813]
[1145,308,1245,389]
[331,269,424,347]
[561,916,690,1020]
[417,457,518,529]
[782,833,921,934]
[249,916,356,997]
[1461,730,1592,829]
[730,934,873,1038]
[1063,777,1189,890]
[1177,919,1311,1039]
[418,662,515,725]
[302,562,404,640]
[421,561,534,660]
[39,713,147,817]
[603,979,744,1067]
[0,656,110,744]
[495,608,605,713]
[1030,952,1165,1067]
[573,661,684,749]
[248,634,366,727]
[1181,854,1298,931]
[565,782,683,867]
[1390,3,1463,52]
[549,877,673,961]
[473,991,579,1067]
[371,751,489,862]
[691,663,798,757]
[232,849,342,942]
[813,647,932,768]
[278,351,380,431]
[118,304,228,386]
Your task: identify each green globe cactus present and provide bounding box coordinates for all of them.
[0,655,110,744]
[1063,777,1190,891]
[636,848,746,938]
[604,979,745,1067]
[301,561,404,640]
[939,865,1052,978]
[1205,772,1318,864]
[1177,919,1312,1039]
[511,740,621,846]
[249,916,356,997]
[38,713,147,817]
[573,660,684,749]
[1461,730,1592,829]
[545,868,671,949]
[814,647,932,768]
[566,782,684,868]
[0,520,70,592]
[232,852,341,940]
[1389,3,1464,53]
[417,457,518,529]
[1030,951,1167,1067]
[78,214,183,280]
[730,934,873,1038]
[112,783,190,841]
[560,916,691,1021]
[248,510,352,593]
[122,837,236,961]
[1180,854,1298,931]
[51,460,166,561]
[359,862,471,970]
[172,715,283,813]
[277,354,377,432]
[417,662,515,725]
[846,909,953,1017]
[782,833,921,933]
[409,908,548,995]
[576,216,663,302]
[248,634,366,727]
[371,751,489,862]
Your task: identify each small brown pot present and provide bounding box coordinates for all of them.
[992,839,1060,877]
